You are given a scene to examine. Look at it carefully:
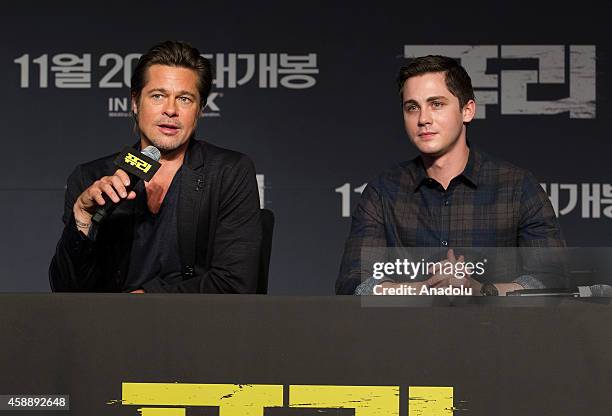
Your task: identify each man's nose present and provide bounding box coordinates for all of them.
[418,108,432,126]
[163,98,178,117]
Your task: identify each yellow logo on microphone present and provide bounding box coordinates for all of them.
[124,152,152,174]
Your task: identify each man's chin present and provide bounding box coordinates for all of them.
[146,137,188,154]
[156,143,181,154]
[416,145,445,158]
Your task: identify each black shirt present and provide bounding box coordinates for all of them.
[125,167,183,291]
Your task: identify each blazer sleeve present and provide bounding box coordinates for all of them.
[48,165,105,291]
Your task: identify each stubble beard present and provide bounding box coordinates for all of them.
[139,131,193,157]
[133,111,194,156]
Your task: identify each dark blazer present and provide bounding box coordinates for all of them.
[49,139,262,293]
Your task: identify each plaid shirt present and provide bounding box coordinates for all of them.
[336,147,567,295]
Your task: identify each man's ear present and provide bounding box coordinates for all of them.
[462,99,476,123]
[131,94,138,115]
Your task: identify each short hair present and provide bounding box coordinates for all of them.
[130,40,212,107]
[397,55,475,108]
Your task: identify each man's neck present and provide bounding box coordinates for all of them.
[140,139,189,213]
[139,138,189,171]
[421,140,470,190]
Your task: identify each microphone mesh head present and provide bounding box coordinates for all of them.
[141,146,161,161]
[590,284,612,297]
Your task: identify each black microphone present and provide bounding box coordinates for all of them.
[91,145,162,225]
[579,284,612,297]
[507,284,612,297]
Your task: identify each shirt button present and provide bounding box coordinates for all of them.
[441,240,448,246]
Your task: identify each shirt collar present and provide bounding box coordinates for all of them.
[462,147,481,187]
[410,146,481,192]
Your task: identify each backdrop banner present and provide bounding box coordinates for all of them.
[0,6,610,293]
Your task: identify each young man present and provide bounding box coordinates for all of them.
[336,55,566,296]
[50,41,262,293]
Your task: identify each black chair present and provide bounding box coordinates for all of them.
[257,208,275,294]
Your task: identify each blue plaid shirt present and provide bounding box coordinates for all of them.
[336,148,567,295]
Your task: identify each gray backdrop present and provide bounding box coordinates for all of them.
[1,4,610,293]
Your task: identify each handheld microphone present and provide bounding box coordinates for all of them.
[507,284,612,298]
[91,146,162,225]
[579,284,612,297]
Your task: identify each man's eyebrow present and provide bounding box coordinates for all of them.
[145,87,168,94]
[144,88,197,98]
[426,96,449,102]
[175,90,197,98]
[403,96,450,105]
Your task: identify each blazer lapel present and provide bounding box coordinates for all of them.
[177,141,206,278]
